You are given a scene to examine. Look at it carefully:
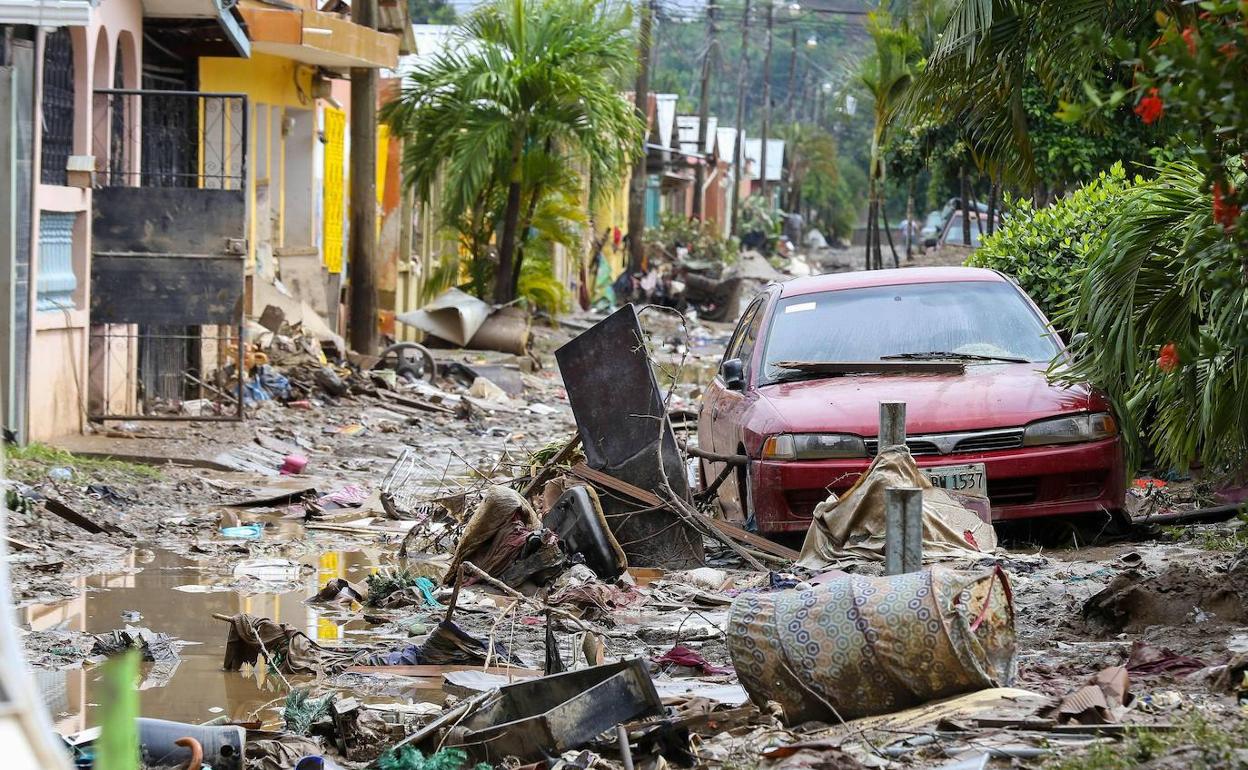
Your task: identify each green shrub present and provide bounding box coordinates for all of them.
[967,163,1138,327]
[645,212,738,265]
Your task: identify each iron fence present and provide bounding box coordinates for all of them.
[92,88,246,189]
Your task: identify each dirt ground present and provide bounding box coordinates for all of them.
[7,306,1248,769]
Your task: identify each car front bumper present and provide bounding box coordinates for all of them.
[750,437,1126,534]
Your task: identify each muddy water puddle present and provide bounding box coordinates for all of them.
[23,544,404,735]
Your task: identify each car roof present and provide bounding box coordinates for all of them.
[777,267,1007,299]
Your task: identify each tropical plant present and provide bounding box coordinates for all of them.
[645,213,737,266]
[967,163,1137,325]
[858,11,919,269]
[383,0,645,304]
[782,123,842,231]
[902,0,1155,185]
[1069,3,1248,240]
[1057,159,1248,475]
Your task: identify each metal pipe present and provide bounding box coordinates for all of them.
[879,400,906,450]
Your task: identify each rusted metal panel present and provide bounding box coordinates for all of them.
[90,255,243,326]
[555,304,704,568]
[92,187,245,258]
[454,658,662,763]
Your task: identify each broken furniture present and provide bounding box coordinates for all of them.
[543,486,627,580]
[448,658,663,762]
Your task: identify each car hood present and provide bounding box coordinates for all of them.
[755,363,1101,436]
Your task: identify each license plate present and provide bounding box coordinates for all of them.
[924,463,987,497]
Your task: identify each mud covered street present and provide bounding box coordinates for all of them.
[7,310,1248,770]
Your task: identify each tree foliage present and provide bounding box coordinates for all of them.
[967,163,1136,324]
[1057,160,1248,474]
[407,0,456,24]
[383,0,644,303]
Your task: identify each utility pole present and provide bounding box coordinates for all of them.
[691,1,717,221]
[348,0,379,353]
[758,0,773,202]
[785,27,798,124]
[627,0,654,274]
[729,0,751,236]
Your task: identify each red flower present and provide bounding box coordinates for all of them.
[1158,343,1180,373]
[1214,181,1241,230]
[1134,88,1164,124]
[1153,341,1173,371]
[1182,26,1197,55]
[1219,41,1238,60]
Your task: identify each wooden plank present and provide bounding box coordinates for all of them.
[569,463,797,562]
[377,389,455,414]
[568,463,662,506]
[44,498,123,535]
[520,434,582,498]
[4,535,36,551]
[696,514,799,561]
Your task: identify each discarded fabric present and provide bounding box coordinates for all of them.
[797,447,997,569]
[653,644,732,675]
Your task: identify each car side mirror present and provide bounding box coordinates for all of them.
[722,358,745,391]
[1069,331,1089,348]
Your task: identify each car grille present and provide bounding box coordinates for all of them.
[987,477,1039,505]
[954,429,1025,453]
[865,428,1025,457]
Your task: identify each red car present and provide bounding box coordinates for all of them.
[697,267,1126,534]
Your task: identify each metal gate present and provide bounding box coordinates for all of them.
[88,89,247,421]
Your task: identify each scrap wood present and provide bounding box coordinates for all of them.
[448,561,598,634]
[386,690,493,753]
[568,463,793,565]
[520,434,582,498]
[697,514,799,562]
[4,535,36,551]
[44,498,125,535]
[377,389,455,414]
[226,485,318,508]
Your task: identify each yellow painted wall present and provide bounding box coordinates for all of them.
[199,54,316,275]
[323,107,346,273]
[199,52,314,108]
[592,177,631,290]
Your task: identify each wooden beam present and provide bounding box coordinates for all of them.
[520,433,582,498]
[43,499,124,536]
[567,463,798,562]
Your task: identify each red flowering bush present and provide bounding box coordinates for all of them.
[1157,342,1179,372]
[1132,88,1164,125]
[1126,5,1248,239]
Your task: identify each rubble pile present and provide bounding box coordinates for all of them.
[8,303,1248,770]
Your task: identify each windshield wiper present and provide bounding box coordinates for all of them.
[879,351,1029,364]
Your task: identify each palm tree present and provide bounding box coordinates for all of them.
[858,11,919,269]
[383,0,645,304]
[902,0,1152,187]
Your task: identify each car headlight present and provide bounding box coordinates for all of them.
[761,433,868,460]
[1022,412,1118,447]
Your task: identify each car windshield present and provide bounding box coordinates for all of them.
[760,281,1060,382]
